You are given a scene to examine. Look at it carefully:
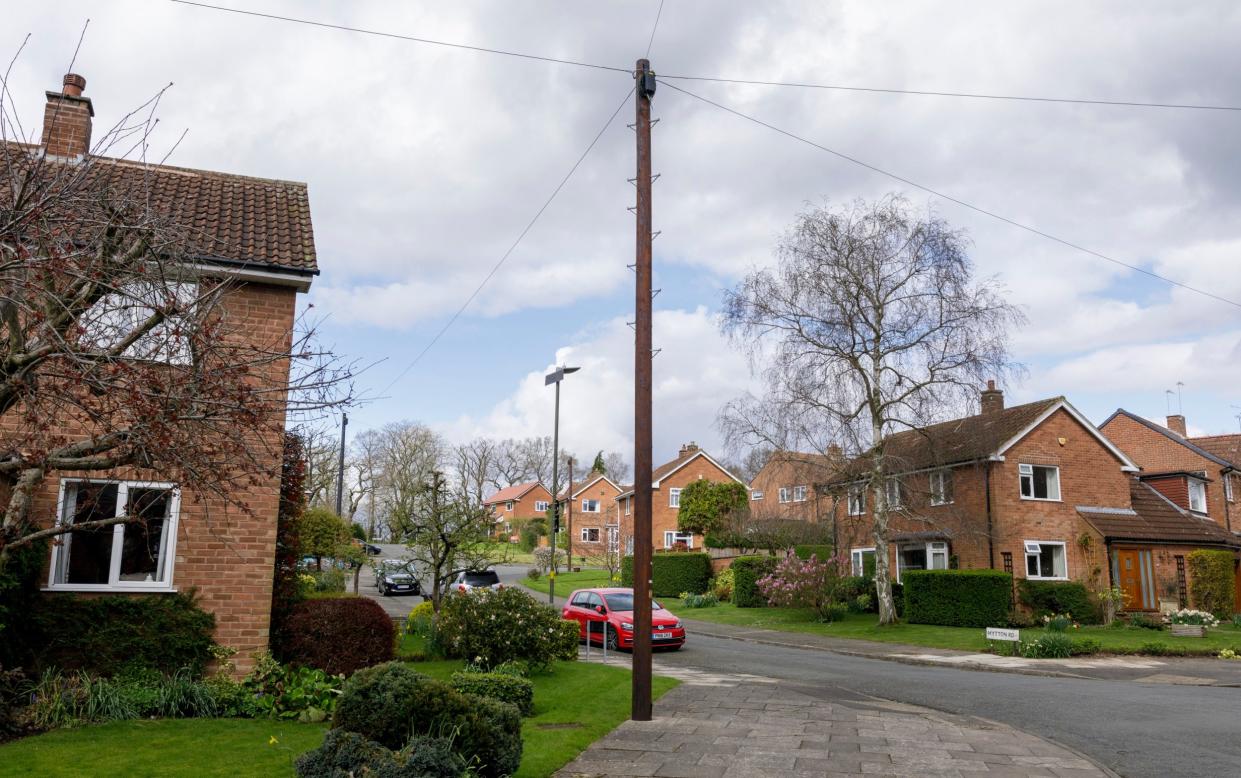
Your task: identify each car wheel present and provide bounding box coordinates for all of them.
[605,629,620,652]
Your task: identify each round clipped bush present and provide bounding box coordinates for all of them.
[436,587,579,671]
[451,671,535,715]
[281,598,395,676]
[333,662,521,777]
[295,729,465,778]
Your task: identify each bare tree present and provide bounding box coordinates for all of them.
[0,70,352,568]
[452,437,495,505]
[402,471,494,612]
[489,436,553,489]
[720,196,1022,624]
[602,451,630,482]
[350,428,384,539]
[374,421,447,541]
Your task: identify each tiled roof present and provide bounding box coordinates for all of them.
[1101,410,1234,470]
[1078,480,1240,547]
[832,398,1061,481]
[483,481,542,505]
[1188,434,1241,468]
[4,143,317,274]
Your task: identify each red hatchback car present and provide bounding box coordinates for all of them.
[562,587,686,651]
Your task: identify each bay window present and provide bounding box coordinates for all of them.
[49,480,180,590]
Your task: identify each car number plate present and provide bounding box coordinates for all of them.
[654,631,673,639]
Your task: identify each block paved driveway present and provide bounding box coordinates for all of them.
[558,664,1107,778]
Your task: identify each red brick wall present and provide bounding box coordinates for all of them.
[749,456,828,524]
[617,454,740,555]
[22,280,298,675]
[487,484,553,538]
[566,478,621,560]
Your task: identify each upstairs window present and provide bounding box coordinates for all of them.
[885,478,904,509]
[50,480,180,590]
[82,281,199,365]
[1188,477,1208,513]
[534,500,549,512]
[778,487,790,503]
[847,486,866,516]
[751,490,764,501]
[1226,474,1235,503]
[581,499,600,513]
[625,499,631,515]
[505,501,514,512]
[1024,540,1067,580]
[669,488,682,508]
[792,485,808,502]
[930,469,954,506]
[1019,464,1060,501]
[580,527,600,542]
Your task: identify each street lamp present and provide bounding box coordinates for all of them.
[545,365,580,605]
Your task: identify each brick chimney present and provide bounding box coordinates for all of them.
[1165,415,1187,437]
[980,380,1004,415]
[41,73,93,159]
[678,442,700,458]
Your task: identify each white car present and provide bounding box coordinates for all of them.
[450,569,503,594]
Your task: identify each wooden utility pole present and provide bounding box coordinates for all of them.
[631,58,656,722]
[335,412,348,517]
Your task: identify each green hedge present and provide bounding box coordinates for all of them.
[793,544,834,561]
[620,553,713,597]
[731,555,778,608]
[1187,549,1236,618]
[904,570,1013,627]
[1017,580,1099,624]
[451,672,534,716]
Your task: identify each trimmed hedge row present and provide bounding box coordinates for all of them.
[904,570,1013,627]
[731,555,778,608]
[620,553,713,597]
[793,544,834,561]
[1187,549,1236,617]
[1017,580,1099,624]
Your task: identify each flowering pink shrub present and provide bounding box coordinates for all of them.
[756,550,850,621]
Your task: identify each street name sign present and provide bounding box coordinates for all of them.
[985,627,1020,642]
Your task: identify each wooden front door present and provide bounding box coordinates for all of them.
[1116,549,1145,611]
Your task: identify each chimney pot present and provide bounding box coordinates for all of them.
[62,73,86,97]
[980,380,1004,415]
[1166,415,1187,437]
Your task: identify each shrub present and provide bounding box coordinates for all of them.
[451,671,534,716]
[333,662,522,777]
[405,599,436,636]
[619,553,713,597]
[1021,632,1074,659]
[436,587,578,672]
[820,602,849,623]
[710,568,734,601]
[1017,580,1099,624]
[732,555,778,607]
[1187,550,1236,618]
[0,665,29,738]
[903,570,1012,628]
[1040,613,1076,632]
[1127,612,1163,630]
[679,592,719,608]
[22,591,215,677]
[305,568,346,594]
[756,551,849,621]
[527,567,541,581]
[676,480,748,535]
[840,576,904,616]
[532,546,567,573]
[0,538,49,667]
[295,729,466,778]
[21,667,222,729]
[793,544,834,561]
[244,653,344,722]
[280,597,394,676]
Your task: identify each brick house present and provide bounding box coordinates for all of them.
[482,481,553,540]
[748,450,840,524]
[830,384,1239,612]
[616,443,748,554]
[1099,410,1240,532]
[558,471,623,560]
[13,74,318,673]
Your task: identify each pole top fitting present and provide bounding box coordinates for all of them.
[635,58,656,98]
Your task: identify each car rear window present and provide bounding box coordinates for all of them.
[464,571,500,585]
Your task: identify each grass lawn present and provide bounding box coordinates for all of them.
[0,718,327,777]
[679,602,1241,655]
[521,569,618,595]
[480,541,538,566]
[0,659,677,778]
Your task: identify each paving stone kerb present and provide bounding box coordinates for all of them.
[557,674,1112,778]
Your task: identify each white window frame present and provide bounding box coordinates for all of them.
[751,490,764,501]
[894,541,950,582]
[1019,464,1061,501]
[847,486,866,516]
[626,535,635,555]
[83,281,199,366]
[534,500,549,512]
[792,485,808,503]
[581,499,600,513]
[850,547,875,577]
[607,526,619,553]
[668,488,681,508]
[505,501,514,512]
[1187,477,1208,513]
[778,487,790,503]
[47,479,182,593]
[1225,473,1235,503]
[625,499,631,516]
[929,469,953,506]
[663,530,694,549]
[885,478,903,509]
[1023,540,1068,581]
[580,527,600,543]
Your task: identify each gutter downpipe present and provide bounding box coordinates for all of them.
[985,461,995,569]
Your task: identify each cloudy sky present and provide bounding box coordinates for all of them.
[8,1,1241,466]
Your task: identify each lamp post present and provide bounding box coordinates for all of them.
[545,365,580,604]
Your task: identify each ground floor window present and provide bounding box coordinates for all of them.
[850,547,876,577]
[50,480,180,590]
[896,541,949,581]
[580,527,600,543]
[1024,540,1067,580]
[663,530,693,549]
